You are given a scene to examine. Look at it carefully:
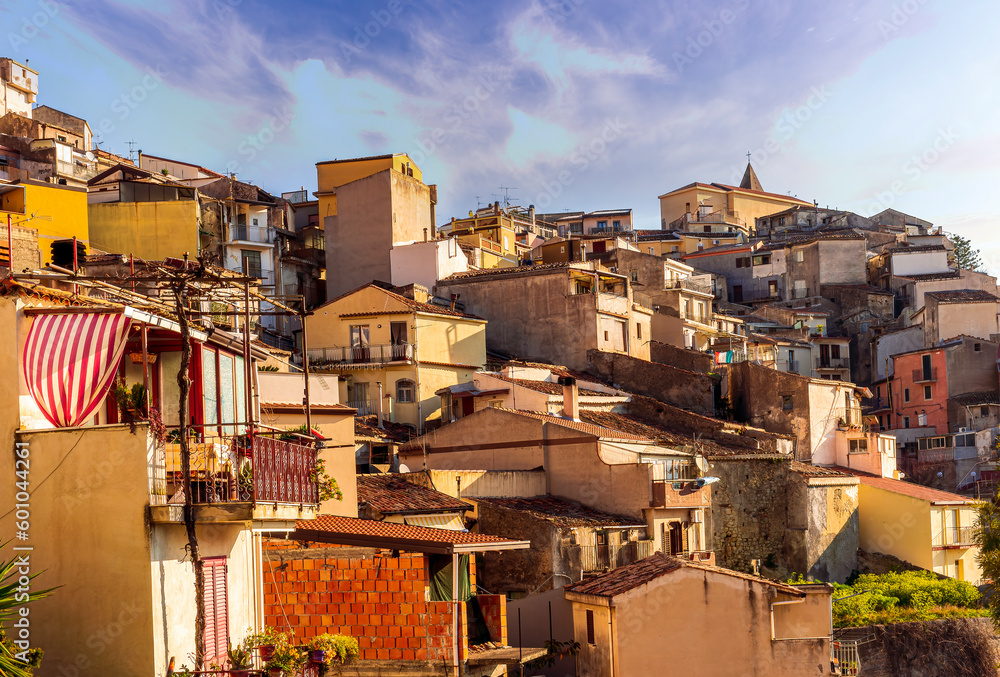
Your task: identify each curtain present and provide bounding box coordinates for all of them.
[22,312,132,427]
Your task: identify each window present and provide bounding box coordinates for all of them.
[613,220,621,229]
[560,245,566,253]
[648,247,655,255]
[630,270,638,282]
[736,258,745,268]
[604,330,609,341]
[202,557,229,664]
[752,254,771,266]
[57,134,66,142]
[904,388,910,403]
[671,245,679,253]
[849,439,868,454]
[975,343,982,352]
[795,250,804,263]
[831,345,841,359]
[703,225,711,233]
[921,354,932,381]
[597,220,607,230]
[396,379,415,403]
[240,249,262,277]
[252,217,259,226]
[637,323,642,340]
[768,280,778,296]
[924,385,932,400]
[782,395,794,410]
[904,416,910,429]
[503,235,509,250]
[586,610,595,644]
[982,406,990,417]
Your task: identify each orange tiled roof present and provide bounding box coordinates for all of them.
[294,515,523,548]
[835,468,973,505]
[475,496,642,527]
[357,474,471,515]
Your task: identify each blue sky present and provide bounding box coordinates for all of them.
[5,0,999,267]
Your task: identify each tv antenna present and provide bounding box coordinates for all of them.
[497,186,517,208]
[127,140,139,163]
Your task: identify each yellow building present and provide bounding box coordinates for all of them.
[848,470,983,583]
[315,152,423,221]
[442,204,534,268]
[305,282,487,431]
[658,163,811,236]
[9,179,88,265]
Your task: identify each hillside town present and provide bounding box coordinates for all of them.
[1,54,999,677]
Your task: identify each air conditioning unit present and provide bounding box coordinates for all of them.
[958,427,968,433]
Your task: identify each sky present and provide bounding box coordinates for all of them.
[4,0,999,269]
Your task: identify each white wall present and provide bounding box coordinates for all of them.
[258,371,340,405]
[390,237,468,290]
[892,250,950,277]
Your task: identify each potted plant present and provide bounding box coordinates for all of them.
[245,626,284,663]
[228,638,254,677]
[265,635,304,677]
[308,633,359,670]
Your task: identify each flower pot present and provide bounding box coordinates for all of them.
[267,670,285,677]
[231,671,251,677]
[310,649,327,664]
[258,644,275,662]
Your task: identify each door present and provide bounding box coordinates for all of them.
[353,382,370,414]
[667,522,685,556]
[592,240,606,254]
[732,285,743,303]
[820,343,831,367]
[461,397,475,418]
[596,531,610,568]
[390,321,408,360]
[946,509,958,545]
[350,325,370,363]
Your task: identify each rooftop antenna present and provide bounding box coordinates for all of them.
[497,186,517,209]
[474,195,482,210]
[126,140,139,163]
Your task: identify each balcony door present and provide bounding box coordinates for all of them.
[820,343,831,367]
[390,321,408,361]
[664,521,687,556]
[350,324,370,363]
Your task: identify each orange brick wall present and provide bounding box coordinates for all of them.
[261,541,468,662]
[478,594,507,645]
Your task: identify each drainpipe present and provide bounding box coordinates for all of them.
[608,607,616,677]
[376,381,385,430]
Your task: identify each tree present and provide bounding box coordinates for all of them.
[950,233,984,272]
[974,496,1000,629]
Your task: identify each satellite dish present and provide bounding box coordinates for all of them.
[398,464,410,473]
[85,151,95,161]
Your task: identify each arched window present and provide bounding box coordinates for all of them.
[396,379,415,403]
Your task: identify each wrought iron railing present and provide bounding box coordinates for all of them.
[816,357,849,370]
[153,433,318,506]
[579,540,654,572]
[665,278,713,295]
[933,526,976,547]
[831,640,861,676]
[231,224,274,244]
[308,343,416,366]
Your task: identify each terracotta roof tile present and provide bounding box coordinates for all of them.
[834,468,973,504]
[895,271,961,282]
[357,474,471,515]
[579,411,768,457]
[788,461,858,479]
[354,415,413,443]
[475,496,642,527]
[887,244,947,253]
[564,552,804,598]
[440,262,574,281]
[487,373,621,397]
[294,515,520,546]
[949,392,1000,407]
[925,289,999,304]
[503,409,651,441]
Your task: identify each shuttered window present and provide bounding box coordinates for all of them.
[586,609,595,645]
[203,557,229,663]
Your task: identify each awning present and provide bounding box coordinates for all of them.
[22,311,132,427]
[404,514,467,531]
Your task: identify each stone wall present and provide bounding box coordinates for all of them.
[783,475,860,582]
[704,457,791,573]
[649,340,713,374]
[586,349,715,415]
[475,501,564,595]
[854,618,998,677]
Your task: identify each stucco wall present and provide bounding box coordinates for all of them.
[88,200,200,261]
[783,476,859,582]
[649,340,713,374]
[586,349,715,415]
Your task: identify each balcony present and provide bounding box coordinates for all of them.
[837,407,867,430]
[56,159,97,181]
[651,479,710,509]
[816,357,849,370]
[148,433,319,523]
[779,359,801,374]
[680,308,713,326]
[933,526,975,548]
[665,278,713,295]
[230,224,274,244]
[596,292,630,316]
[912,367,937,383]
[308,343,416,369]
[0,163,26,182]
[579,539,655,572]
[281,189,310,204]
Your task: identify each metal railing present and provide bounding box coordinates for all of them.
[281,189,310,203]
[933,526,976,547]
[579,540,655,572]
[912,367,937,383]
[348,398,379,416]
[831,641,861,676]
[816,357,849,370]
[232,224,274,243]
[308,343,416,367]
[152,434,318,506]
[779,359,800,374]
[665,278,713,295]
[680,309,712,325]
[838,407,866,430]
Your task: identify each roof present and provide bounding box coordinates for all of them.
[315,153,399,166]
[887,244,947,253]
[578,410,767,457]
[440,262,574,281]
[658,181,811,205]
[925,289,999,304]
[506,409,651,442]
[564,553,804,599]
[739,162,762,192]
[822,284,894,296]
[896,271,961,282]
[291,515,529,554]
[474,496,642,527]
[949,392,1000,407]
[586,209,633,217]
[321,282,484,320]
[788,462,858,479]
[681,242,756,258]
[356,474,471,515]
[354,415,413,443]
[834,468,973,505]
[486,373,622,397]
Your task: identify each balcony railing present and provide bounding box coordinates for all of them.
[309,343,416,367]
[665,278,713,295]
[150,434,318,506]
[579,540,655,572]
[0,163,25,182]
[56,159,97,180]
[933,526,976,548]
[779,359,800,374]
[912,367,937,383]
[231,224,274,244]
[816,357,849,370]
[348,398,379,416]
[838,407,867,430]
[680,309,712,325]
[281,189,310,204]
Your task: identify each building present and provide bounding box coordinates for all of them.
[8,178,88,265]
[841,469,983,583]
[30,104,93,152]
[0,57,37,117]
[316,153,438,298]
[683,240,785,304]
[918,290,1000,346]
[390,236,470,292]
[786,232,868,299]
[564,553,835,677]
[435,261,652,372]
[305,281,487,430]
[657,162,812,237]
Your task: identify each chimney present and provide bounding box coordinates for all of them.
[529,204,535,226]
[423,227,428,242]
[559,376,580,421]
[494,201,500,215]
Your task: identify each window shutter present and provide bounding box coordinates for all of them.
[202,557,229,663]
[586,609,595,645]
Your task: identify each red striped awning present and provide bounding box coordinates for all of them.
[22,312,133,428]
